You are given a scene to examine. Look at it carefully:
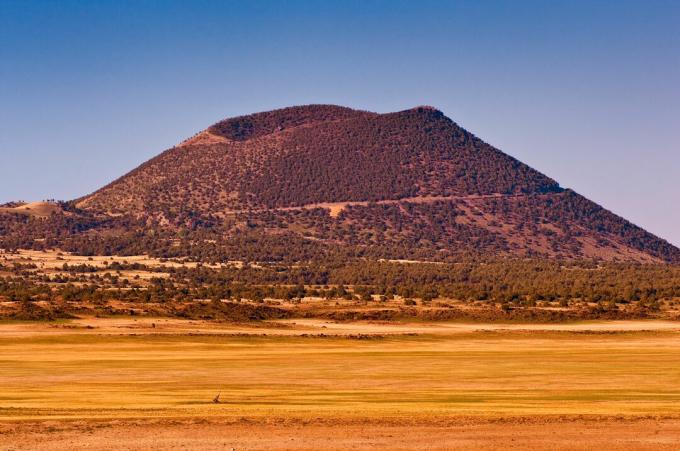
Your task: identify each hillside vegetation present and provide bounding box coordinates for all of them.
[1,104,678,265]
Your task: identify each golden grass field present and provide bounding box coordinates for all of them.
[1,318,680,449]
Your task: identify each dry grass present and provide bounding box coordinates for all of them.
[2,320,680,448]
[0,249,239,285]
[1,249,229,270]
[0,201,62,218]
[1,322,679,421]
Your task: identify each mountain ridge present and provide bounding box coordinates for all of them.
[77,104,562,213]
[2,105,679,264]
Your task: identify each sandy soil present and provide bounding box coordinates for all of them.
[2,416,680,450]
[1,316,678,339]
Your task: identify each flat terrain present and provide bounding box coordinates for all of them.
[1,318,679,449]
[3,417,680,450]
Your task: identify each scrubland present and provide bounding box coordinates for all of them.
[2,249,680,448]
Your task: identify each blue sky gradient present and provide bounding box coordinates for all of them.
[1,0,678,245]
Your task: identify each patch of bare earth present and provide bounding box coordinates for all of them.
[1,416,679,450]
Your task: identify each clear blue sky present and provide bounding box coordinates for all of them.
[1,0,678,246]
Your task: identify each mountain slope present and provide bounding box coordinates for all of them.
[4,105,679,263]
[77,105,560,215]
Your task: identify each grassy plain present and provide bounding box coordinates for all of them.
[1,321,680,419]
[1,319,680,449]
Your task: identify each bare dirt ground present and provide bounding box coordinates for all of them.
[1,316,679,339]
[2,416,680,450]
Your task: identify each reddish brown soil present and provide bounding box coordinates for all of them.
[1,416,679,450]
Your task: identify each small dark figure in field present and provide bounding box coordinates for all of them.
[213,393,221,403]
